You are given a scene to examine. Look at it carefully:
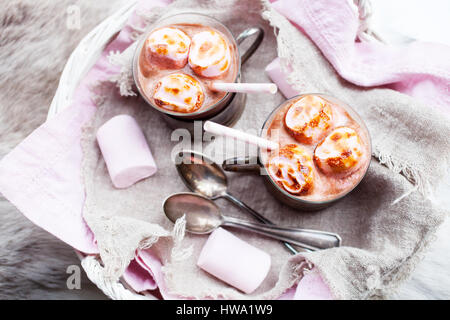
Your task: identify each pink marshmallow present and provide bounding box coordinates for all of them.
[96,114,157,189]
[197,228,271,294]
[265,58,298,99]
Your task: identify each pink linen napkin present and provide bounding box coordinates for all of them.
[123,249,178,299]
[0,100,97,253]
[122,258,157,293]
[270,0,450,113]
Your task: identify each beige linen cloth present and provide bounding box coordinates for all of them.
[80,0,450,299]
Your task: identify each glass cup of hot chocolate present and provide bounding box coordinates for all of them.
[133,13,264,126]
[223,94,372,211]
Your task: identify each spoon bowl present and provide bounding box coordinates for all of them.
[163,192,342,250]
[175,151,227,199]
[163,193,222,234]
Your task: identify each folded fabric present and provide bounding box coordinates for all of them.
[122,258,157,293]
[270,0,450,113]
[0,101,98,253]
[294,269,333,300]
[123,249,181,300]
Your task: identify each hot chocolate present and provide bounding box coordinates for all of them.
[262,94,371,202]
[137,24,239,114]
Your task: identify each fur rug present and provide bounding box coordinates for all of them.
[0,0,448,299]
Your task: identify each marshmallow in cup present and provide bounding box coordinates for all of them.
[284,95,333,145]
[314,126,364,175]
[188,29,232,78]
[144,27,191,69]
[152,73,205,113]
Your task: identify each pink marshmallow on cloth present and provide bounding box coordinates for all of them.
[96,115,157,188]
[265,58,297,99]
[197,228,271,294]
[270,0,450,113]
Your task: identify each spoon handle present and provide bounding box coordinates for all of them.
[223,193,301,254]
[222,216,342,251]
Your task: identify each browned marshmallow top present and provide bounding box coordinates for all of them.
[137,24,238,114]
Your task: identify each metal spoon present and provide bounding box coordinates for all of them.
[163,193,342,251]
[174,150,299,254]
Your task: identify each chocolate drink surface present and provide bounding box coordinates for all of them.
[137,24,238,114]
[261,95,371,202]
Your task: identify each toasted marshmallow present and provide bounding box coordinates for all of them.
[268,144,314,195]
[144,27,191,69]
[188,30,232,78]
[284,95,333,144]
[314,127,364,175]
[153,73,204,113]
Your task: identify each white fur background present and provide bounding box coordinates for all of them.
[0,0,448,299]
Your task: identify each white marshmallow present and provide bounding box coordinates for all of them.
[188,29,232,78]
[268,144,314,195]
[285,95,333,144]
[152,73,204,113]
[144,27,191,68]
[314,127,364,175]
